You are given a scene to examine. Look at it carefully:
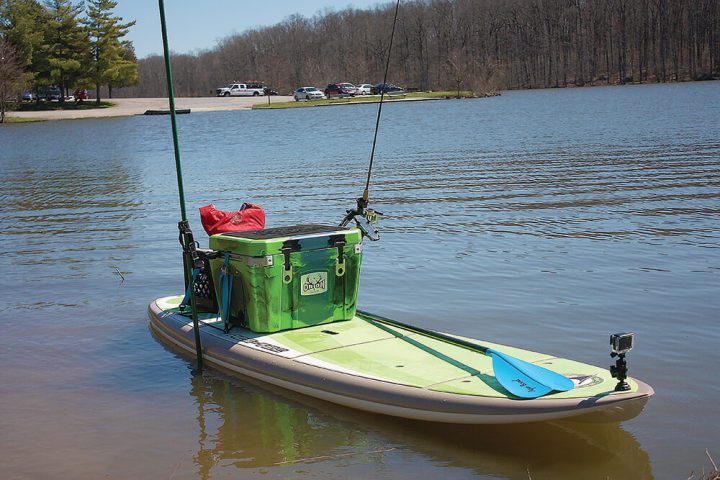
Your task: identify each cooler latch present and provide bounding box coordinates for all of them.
[335,240,346,277]
[281,246,293,284]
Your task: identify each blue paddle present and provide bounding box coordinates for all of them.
[359,311,574,399]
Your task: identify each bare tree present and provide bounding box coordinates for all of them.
[0,37,28,123]
[113,0,720,98]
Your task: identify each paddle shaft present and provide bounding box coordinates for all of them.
[357,310,490,355]
[359,310,575,398]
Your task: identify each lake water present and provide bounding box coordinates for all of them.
[1,82,718,479]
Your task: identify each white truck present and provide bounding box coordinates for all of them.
[216,83,265,97]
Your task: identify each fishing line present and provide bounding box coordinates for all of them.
[363,0,401,204]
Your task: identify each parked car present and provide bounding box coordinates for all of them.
[324,83,355,98]
[47,86,62,100]
[263,87,278,96]
[216,83,265,97]
[355,84,373,95]
[21,91,33,101]
[294,87,326,101]
[337,83,358,95]
[371,83,405,95]
[36,86,62,101]
[74,89,89,102]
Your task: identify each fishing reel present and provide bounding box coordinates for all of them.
[178,220,201,264]
[340,197,382,241]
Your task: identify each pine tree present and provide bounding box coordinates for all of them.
[0,0,49,82]
[44,0,88,103]
[105,40,138,98]
[83,0,136,103]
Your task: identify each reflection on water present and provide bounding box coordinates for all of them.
[1,82,719,478]
[185,361,652,479]
[190,373,377,475]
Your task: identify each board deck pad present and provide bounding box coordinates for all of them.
[155,296,637,401]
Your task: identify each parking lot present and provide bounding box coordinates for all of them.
[8,96,294,121]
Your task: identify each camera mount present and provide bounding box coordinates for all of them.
[609,332,634,392]
[610,351,631,391]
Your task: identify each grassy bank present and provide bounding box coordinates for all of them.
[1,116,46,123]
[407,90,475,98]
[16,101,114,112]
[254,91,476,109]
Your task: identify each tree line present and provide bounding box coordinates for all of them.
[115,0,719,99]
[0,0,138,105]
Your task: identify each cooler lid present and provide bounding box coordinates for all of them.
[209,224,362,256]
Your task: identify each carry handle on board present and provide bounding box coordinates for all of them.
[359,311,575,399]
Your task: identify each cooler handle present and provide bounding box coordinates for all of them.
[281,247,293,284]
[335,240,346,277]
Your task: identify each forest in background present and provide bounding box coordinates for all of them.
[116,0,720,98]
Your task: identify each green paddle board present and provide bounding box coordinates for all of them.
[149,295,653,424]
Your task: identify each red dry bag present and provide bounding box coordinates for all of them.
[199,203,265,236]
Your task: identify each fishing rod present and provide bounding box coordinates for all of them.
[339,0,573,398]
[340,0,401,240]
[158,0,203,372]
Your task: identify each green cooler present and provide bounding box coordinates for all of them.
[208,225,363,333]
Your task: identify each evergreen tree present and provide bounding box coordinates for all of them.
[83,0,136,103]
[44,0,88,102]
[105,40,138,98]
[0,0,49,83]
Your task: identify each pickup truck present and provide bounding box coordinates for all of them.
[216,83,265,97]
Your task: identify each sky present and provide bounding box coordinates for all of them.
[114,0,385,59]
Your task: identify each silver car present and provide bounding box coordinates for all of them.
[355,84,373,95]
[294,87,326,101]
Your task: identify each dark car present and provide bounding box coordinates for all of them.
[74,89,89,102]
[324,83,355,98]
[36,86,62,101]
[371,83,405,95]
[45,86,62,101]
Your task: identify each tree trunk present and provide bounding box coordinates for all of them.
[0,87,5,123]
[95,52,102,104]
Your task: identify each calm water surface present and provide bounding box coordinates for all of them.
[1,82,719,479]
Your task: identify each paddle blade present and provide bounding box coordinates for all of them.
[488,348,574,399]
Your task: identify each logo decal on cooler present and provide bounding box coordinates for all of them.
[300,272,327,296]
